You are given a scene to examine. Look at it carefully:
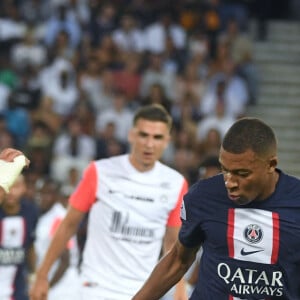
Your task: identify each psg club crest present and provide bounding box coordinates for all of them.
[244,224,263,244]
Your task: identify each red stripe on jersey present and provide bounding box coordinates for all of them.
[271,212,280,264]
[167,179,188,227]
[227,208,235,258]
[50,218,62,237]
[69,162,98,212]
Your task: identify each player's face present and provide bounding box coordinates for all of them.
[36,184,57,213]
[128,119,170,171]
[219,147,278,205]
[2,176,26,209]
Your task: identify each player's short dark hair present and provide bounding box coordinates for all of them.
[222,117,277,157]
[133,104,172,131]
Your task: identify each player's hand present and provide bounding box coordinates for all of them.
[29,276,49,300]
[0,148,30,194]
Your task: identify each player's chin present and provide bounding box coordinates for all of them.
[229,195,251,206]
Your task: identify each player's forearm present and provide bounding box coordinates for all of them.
[49,249,70,287]
[132,243,191,300]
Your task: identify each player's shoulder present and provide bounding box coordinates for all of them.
[156,160,186,182]
[278,170,300,196]
[94,154,126,168]
[185,173,226,203]
[191,173,224,192]
[20,199,39,220]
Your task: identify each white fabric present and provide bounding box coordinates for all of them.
[196,115,235,140]
[35,203,80,300]
[95,108,134,143]
[200,76,248,118]
[0,155,27,193]
[0,217,25,299]
[144,22,186,53]
[79,154,185,299]
[113,28,146,53]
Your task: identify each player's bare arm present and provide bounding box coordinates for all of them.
[132,240,199,300]
[163,226,188,300]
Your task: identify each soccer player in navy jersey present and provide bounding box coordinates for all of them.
[0,174,38,300]
[133,117,300,299]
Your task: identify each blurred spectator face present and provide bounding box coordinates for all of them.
[121,14,135,31]
[0,130,15,150]
[106,138,124,157]
[198,156,221,179]
[4,175,26,207]
[149,84,165,103]
[37,180,58,213]
[68,118,82,136]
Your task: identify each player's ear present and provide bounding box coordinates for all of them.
[163,133,171,149]
[128,128,134,144]
[268,156,278,173]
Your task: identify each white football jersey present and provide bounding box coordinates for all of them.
[70,154,188,299]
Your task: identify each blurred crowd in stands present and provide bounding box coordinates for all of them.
[0,0,264,192]
[0,0,293,297]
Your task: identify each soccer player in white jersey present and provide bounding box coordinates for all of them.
[34,178,80,300]
[29,104,189,300]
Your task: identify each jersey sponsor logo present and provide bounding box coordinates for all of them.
[0,247,25,265]
[228,209,279,264]
[217,263,284,297]
[110,211,154,243]
[109,189,154,202]
[240,248,264,256]
[244,224,263,244]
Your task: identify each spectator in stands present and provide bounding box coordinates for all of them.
[112,12,146,53]
[40,58,79,119]
[95,89,134,146]
[200,58,249,119]
[140,52,176,101]
[86,2,117,47]
[220,16,259,105]
[51,116,96,183]
[144,10,187,55]
[112,52,142,104]
[10,26,47,71]
[44,2,82,49]
[0,175,39,300]
[141,83,172,113]
[3,94,31,148]
[196,80,236,141]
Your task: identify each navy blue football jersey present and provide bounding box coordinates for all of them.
[179,170,300,300]
[0,199,39,300]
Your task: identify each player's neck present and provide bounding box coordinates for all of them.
[2,202,21,215]
[128,155,155,172]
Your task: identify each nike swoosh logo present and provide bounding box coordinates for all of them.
[240,248,264,256]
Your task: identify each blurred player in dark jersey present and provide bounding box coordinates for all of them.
[0,175,38,300]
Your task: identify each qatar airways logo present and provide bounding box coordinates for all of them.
[217,263,284,297]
